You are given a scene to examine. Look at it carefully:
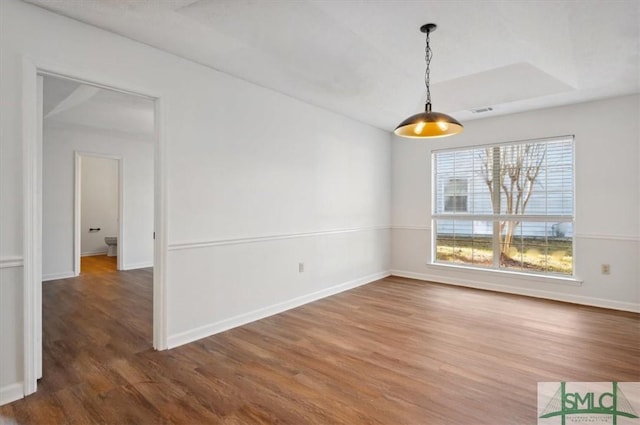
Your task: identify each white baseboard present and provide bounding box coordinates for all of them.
[167,270,391,348]
[0,382,23,406]
[120,262,153,270]
[81,250,108,257]
[42,271,76,282]
[390,269,640,313]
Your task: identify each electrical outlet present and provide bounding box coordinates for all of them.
[298,262,304,273]
[601,264,610,275]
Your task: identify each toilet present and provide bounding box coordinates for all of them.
[104,236,117,257]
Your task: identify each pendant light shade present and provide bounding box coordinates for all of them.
[395,23,463,139]
[394,104,464,138]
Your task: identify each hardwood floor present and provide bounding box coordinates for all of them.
[80,255,117,274]
[1,258,638,424]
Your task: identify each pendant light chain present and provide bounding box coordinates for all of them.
[424,28,432,106]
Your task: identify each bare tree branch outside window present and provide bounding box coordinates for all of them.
[478,144,546,262]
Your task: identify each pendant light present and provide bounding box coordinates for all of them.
[394,23,463,138]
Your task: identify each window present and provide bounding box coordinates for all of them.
[432,136,574,276]
[444,178,468,212]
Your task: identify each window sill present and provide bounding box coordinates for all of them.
[426,262,583,286]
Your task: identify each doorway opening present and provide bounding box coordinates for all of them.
[74,153,122,275]
[23,64,166,397]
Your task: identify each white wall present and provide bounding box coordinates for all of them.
[391,95,640,312]
[42,124,153,279]
[0,0,391,403]
[0,262,23,405]
[80,156,119,257]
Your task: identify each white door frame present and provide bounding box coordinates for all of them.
[22,57,168,397]
[74,152,124,275]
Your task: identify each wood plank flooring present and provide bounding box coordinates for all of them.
[1,256,638,424]
[80,255,117,274]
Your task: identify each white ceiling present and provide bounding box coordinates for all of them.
[27,0,640,131]
[43,75,155,139]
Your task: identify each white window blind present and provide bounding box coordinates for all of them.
[432,136,574,275]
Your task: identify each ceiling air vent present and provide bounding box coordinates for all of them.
[470,107,493,114]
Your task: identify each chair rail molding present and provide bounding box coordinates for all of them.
[0,256,24,269]
[168,225,391,251]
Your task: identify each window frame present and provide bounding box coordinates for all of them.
[431,135,576,278]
